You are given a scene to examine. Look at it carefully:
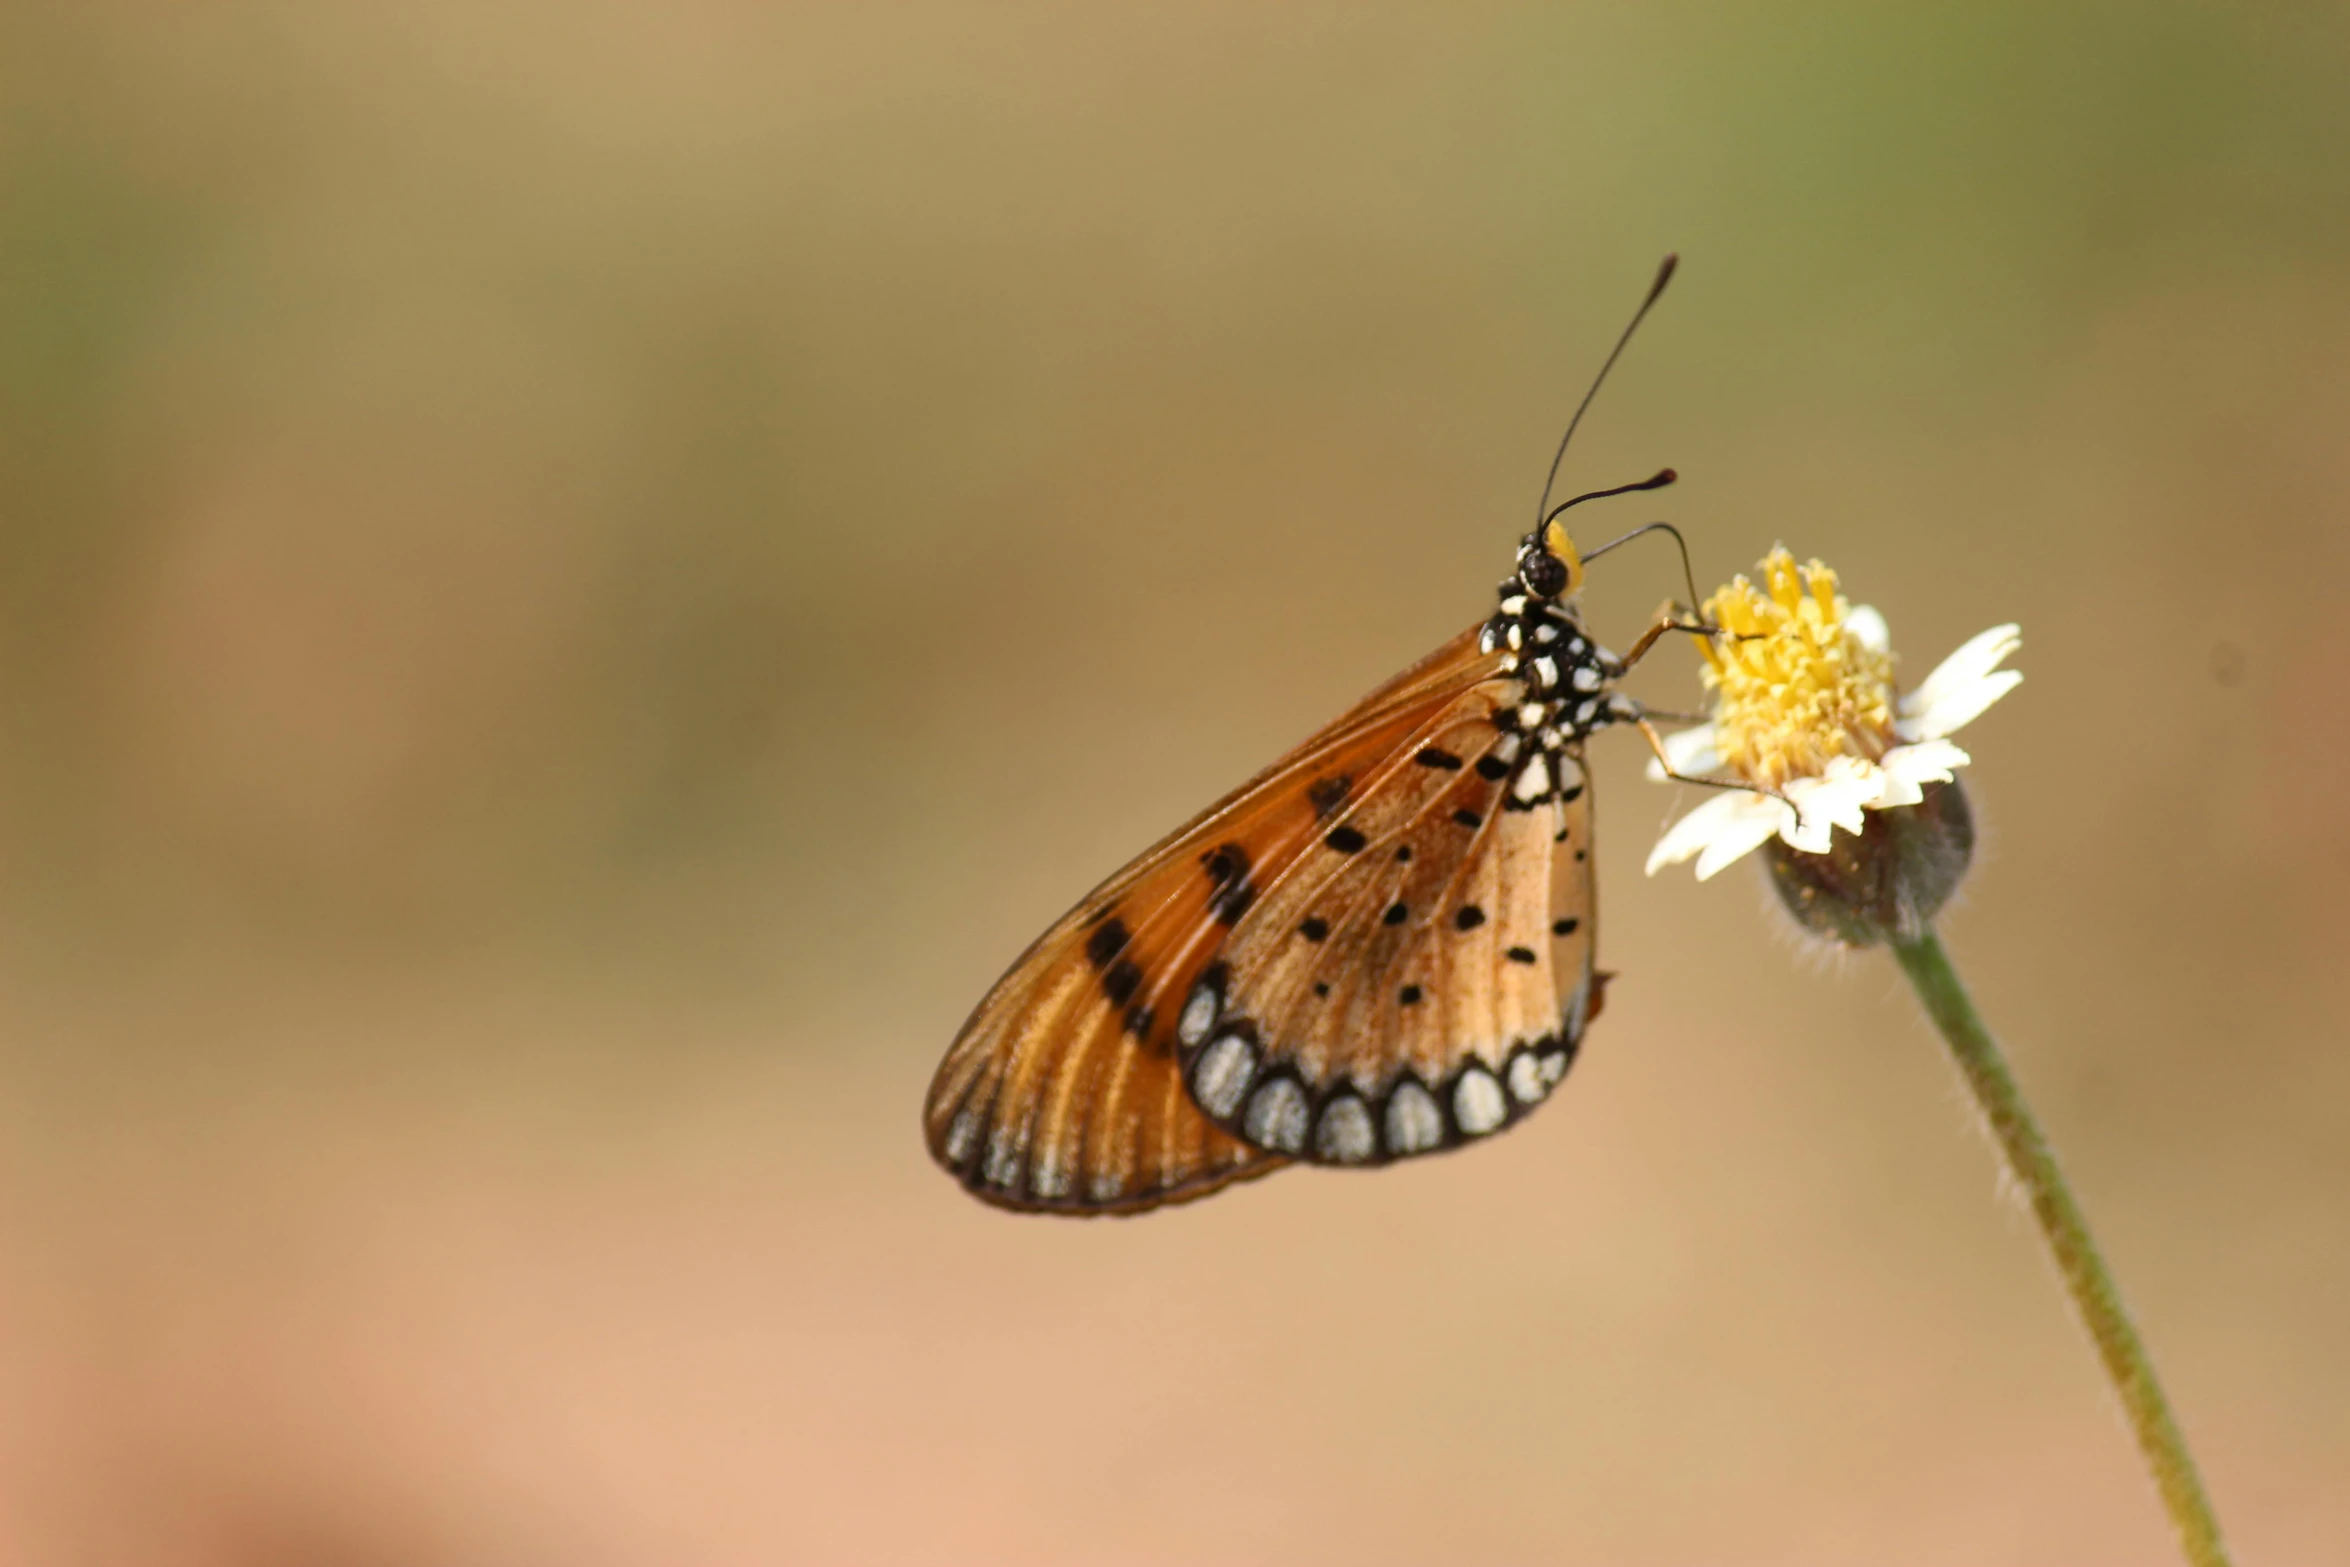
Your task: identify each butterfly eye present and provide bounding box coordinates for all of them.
[1519,550,1570,599]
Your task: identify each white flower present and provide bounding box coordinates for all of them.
[1645,550,2020,881]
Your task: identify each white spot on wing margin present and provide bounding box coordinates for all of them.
[1385,1081,1443,1154]
[1178,980,1220,1047]
[1193,1032,1256,1118]
[1314,1097,1375,1163]
[1506,1051,1546,1105]
[944,1109,977,1162]
[1453,1067,1507,1136]
[1244,1079,1309,1152]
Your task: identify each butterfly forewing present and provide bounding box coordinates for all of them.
[924,630,1500,1213]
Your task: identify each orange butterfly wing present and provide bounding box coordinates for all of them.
[1185,692,1599,1164]
[924,628,1497,1214]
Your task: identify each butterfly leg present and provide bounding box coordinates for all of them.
[1606,600,1782,681]
[1604,605,1718,677]
[1616,700,1801,816]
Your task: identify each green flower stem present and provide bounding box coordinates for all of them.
[1891,927,2230,1567]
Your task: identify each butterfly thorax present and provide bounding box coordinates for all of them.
[1475,576,1615,815]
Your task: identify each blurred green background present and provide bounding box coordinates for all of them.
[3,4,2346,1563]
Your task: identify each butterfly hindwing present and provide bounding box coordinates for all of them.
[1175,687,1598,1166]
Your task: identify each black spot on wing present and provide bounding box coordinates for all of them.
[1202,842,1255,924]
[1325,826,1367,854]
[1102,958,1143,1006]
[1307,775,1351,817]
[1454,905,1486,931]
[1506,946,1538,964]
[1414,747,1463,771]
[1299,916,1330,942]
[1452,807,1483,829]
[1085,918,1130,969]
[1383,902,1410,926]
[1553,917,1580,937]
[1476,756,1510,780]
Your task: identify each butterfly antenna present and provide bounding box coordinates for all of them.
[1581,520,1704,614]
[1533,253,1678,529]
[1545,467,1677,519]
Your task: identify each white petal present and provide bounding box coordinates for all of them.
[1646,789,1744,872]
[1846,604,1891,654]
[1776,805,1835,856]
[1879,739,1970,794]
[1909,623,2023,709]
[1692,794,1791,880]
[1872,762,1927,808]
[1644,722,1722,781]
[1780,762,1876,853]
[1896,669,2021,742]
[1648,788,1772,877]
[1896,624,2022,741]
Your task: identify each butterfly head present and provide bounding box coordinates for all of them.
[1514,519,1587,602]
[1481,519,1611,707]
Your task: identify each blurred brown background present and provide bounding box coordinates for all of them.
[3,4,2346,1564]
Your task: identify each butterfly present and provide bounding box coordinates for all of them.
[924,257,1720,1215]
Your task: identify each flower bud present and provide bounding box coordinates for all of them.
[1762,777,1975,947]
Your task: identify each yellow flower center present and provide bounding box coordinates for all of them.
[1698,548,1896,789]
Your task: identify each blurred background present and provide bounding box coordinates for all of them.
[3,3,2346,1563]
